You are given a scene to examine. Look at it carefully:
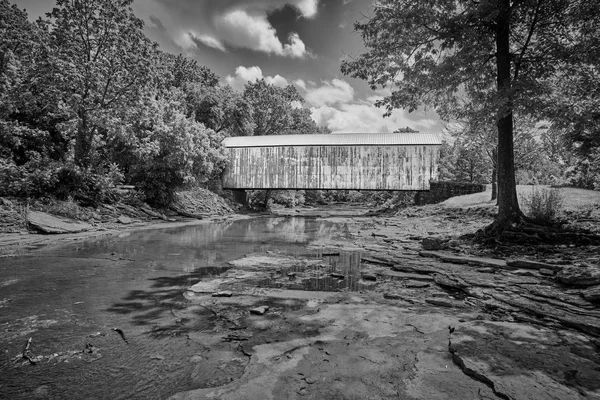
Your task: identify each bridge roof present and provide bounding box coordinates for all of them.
[223,132,442,148]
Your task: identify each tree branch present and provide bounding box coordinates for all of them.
[513,0,542,81]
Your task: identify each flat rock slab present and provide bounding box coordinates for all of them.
[557,264,600,287]
[404,280,430,288]
[420,250,508,269]
[582,285,600,302]
[506,259,563,272]
[250,306,269,315]
[27,211,93,234]
[450,321,600,399]
[117,215,133,224]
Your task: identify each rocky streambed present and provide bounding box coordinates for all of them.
[169,206,600,399]
[2,203,600,400]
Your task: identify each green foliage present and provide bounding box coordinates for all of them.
[437,139,491,184]
[565,150,600,190]
[157,52,219,91]
[247,190,306,210]
[1,0,322,208]
[0,157,59,198]
[0,157,119,204]
[523,187,564,224]
[341,0,600,223]
[243,79,316,136]
[47,0,158,167]
[285,107,323,135]
[185,84,254,137]
[120,93,227,207]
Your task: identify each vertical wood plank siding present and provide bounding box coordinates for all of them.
[222,145,439,191]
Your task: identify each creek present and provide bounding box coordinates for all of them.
[0,217,355,400]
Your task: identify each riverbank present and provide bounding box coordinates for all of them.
[169,192,600,399]
[2,187,600,399]
[0,187,242,256]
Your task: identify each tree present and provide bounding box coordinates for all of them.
[185,84,254,137]
[341,0,600,231]
[285,107,324,135]
[394,127,418,133]
[0,1,72,165]
[243,79,309,136]
[101,88,226,206]
[156,52,219,92]
[46,0,157,168]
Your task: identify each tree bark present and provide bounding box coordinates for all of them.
[495,0,522,224]
[491,146,497,202]
[74,107,92,168]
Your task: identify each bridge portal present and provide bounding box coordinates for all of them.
[222,133,441,191]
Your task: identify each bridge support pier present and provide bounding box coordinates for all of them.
[232,189,247,205]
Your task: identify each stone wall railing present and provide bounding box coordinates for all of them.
[414,181,486,205]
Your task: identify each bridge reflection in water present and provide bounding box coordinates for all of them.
[257,249,364,292]
[75,217,355,277]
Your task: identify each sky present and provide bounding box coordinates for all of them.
[12,0,443,134]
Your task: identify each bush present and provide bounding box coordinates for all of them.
[0,158,120,205]
[523,186,564,223]
[564,150,600,190]
[0,158,59,197]
[246,190,305,210]
[123,96,227,207]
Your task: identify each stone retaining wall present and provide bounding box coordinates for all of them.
[414,181,486,205]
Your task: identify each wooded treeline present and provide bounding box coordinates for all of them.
[0,0,328,206]
[342,0,600,230]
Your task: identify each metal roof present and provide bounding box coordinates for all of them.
[222,132,442,148]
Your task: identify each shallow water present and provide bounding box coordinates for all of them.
[0,217,357,400]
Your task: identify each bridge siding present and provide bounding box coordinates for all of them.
[223,144,439,190]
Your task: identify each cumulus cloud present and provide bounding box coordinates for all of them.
[303,79,355,107]
[145,0,317,57]
[222,71,441,133]
[225,66,290,91]
[310,93,441,133]
[294,79,307,90]
[193,34,226,52]
[294,0,319,18]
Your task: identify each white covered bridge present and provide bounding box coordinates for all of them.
[221,132,442,193]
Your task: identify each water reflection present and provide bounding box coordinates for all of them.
[0,216,358,400]
[257,251,365,292]
[68,217,351,274]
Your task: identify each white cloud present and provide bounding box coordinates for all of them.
[294,79,307,90]
[310,97,441,134]
[293,0,319,18]
[193,33,226,52]
[225,66,289,91]
[304,79,355,107]
[218,10,283,55]
[223,70,441,133]
[174,32,197,50]
[266,75,289,87]
[283,33,310,58]
[140,0,316,58]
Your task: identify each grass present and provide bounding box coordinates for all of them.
[440,184,600,212]
[38,197,93,221]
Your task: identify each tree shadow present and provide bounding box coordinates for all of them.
[106,266,231,336]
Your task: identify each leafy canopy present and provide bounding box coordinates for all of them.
[342,0,600,121]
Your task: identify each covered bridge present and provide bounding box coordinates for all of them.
[222,132,441,192]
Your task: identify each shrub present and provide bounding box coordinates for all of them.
[246,190,305,210]
[0,158,60,197]
[523,186,564,223]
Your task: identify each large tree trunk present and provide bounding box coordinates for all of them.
[494,0,522,225]
[74,108,92,168]
[491,146,497,202]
